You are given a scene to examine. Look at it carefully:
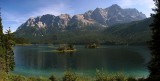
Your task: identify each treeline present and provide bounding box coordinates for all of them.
[0,17,15,73]
[14,30,150,45]
[14,18,152,45]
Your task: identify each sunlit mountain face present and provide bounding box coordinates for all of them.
[16,4,146,32]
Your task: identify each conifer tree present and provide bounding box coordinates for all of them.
[0,8,3,36]
[4,27,15,72]
[0,8,15,72]
[0,7,6,71]
[0,8,3,45]
[148,0,160,80]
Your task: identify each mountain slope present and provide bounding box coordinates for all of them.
[15,4,146,36]
[15,18,152,45]
[103,18,152,44]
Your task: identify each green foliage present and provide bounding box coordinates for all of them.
[62,70,77,81]
[147,0,160,81]
[0,46,6,71]
[49,75,57,81]
[14,37,30,44]
[0,17,3,35]
[85,43,98,48]
[127,77,137,81]
[0,71,8,81]
[0,70,147,81]
[8,74,26,81]
[27,77,49,81]
[95,69,128,81]
[0,15,15,73]
[3,28,15,72]
[95,69,108,81]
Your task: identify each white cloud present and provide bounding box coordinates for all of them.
[119,0,154,8]
[30,3,74,17]
[2,3,74,32]
[118,0,155,17]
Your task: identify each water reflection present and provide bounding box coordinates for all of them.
[13,45,151,76]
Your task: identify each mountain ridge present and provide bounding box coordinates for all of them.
[15,4,150,44]
[16,4,146,34]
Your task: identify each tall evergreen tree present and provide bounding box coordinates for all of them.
[0,8,15,72]
[148,0,160,80]
[0,7,6,71]
[4,27,15,72]
[0,8,3,36]
[0,8,3,45]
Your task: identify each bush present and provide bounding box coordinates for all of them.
[111,72,128,81]
[0,71,8,81]
[49,75,57,81]
[95,69,108,81]
[9,75,26,81]
[95,70,134,81]
[62,71,77,81]
[28,76,49,81]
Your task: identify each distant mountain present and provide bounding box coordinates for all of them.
[103,18,152,44]
[16,4,146,36]
[15,17,152,45]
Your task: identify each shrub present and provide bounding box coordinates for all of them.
[95,70,132,81]
[127,77,137,81]
[9,75,26,81]
[111,72,128,81]
[49,75,57,81]
[95,69,108,81]
[28,76,49,81]
[62,71,77,81]
[0,71,8,81]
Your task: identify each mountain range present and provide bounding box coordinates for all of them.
[15,4,151,44]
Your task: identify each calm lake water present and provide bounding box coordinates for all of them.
[13,45,151,77]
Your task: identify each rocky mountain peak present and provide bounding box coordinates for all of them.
[91,8,108,25]
[72,14,84,21]
[109,4,121,9]
[58,14,71,19]
[16,4,147,33]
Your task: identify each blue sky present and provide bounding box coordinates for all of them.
[0,0,155,32]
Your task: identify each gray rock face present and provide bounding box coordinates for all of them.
[91,8,108,25]
[16,4,146,33]
[53,14,71,29]
[105,4,146,26]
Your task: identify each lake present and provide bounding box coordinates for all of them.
[13,45,151,77]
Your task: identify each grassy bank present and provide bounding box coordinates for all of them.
[0,70,146,81]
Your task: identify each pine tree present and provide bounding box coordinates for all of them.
[0,8,15,72]
[0,8,3,46]
[148,0,160,80]
[0,8,3,36]
[0,7,6,71]
[4,27,15,72]
[0,17,3,35]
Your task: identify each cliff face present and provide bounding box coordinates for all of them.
[16,4,146,35]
